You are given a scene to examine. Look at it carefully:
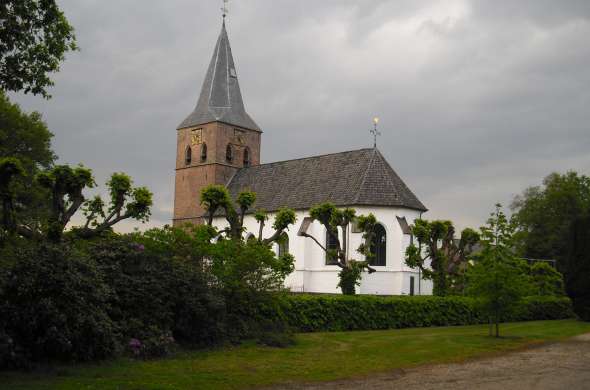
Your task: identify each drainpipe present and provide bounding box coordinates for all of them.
[418,211,423,295]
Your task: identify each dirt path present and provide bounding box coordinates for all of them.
[266,334,590,390]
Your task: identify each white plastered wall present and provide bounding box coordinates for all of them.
[212,206,433,295]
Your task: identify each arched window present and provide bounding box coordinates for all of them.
[226,144,233,162]
[370,224,387,266]
[278,233,289,257]
[325,228,339,265]
[243,147,250,167]
[185,146,192,165]
[246,233,255,242]
[200,143,207,162]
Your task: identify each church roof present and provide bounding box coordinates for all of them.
[177,21,260,131]
[226,148,427,213]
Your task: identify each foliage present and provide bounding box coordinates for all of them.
[301,202,376,294]
[276,294,573,333]
[467,205,534,337]
[88,232,226,353]
[0,242,117,368]
[0,93,55,234]
[0,0,77,97]
[1,163,153,242]
[200,184,296,245]
[564,215,590,320]
[511,171,590,262]
[530,262,565,296]
[405,219,479,296]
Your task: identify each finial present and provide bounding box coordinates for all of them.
[370,117,381,148]
[221,0,229,20]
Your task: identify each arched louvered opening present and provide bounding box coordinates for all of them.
[243,147,250,167]
[185,146,192,165]
[369,223,387,266]
[200,143,207,162]
[226,144,233,162]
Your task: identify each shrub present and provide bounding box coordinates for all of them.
[0,243,117,368]
[276,294,574,333]
[87,233,227,350]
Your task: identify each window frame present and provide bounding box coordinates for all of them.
[369,223,387,267]
[325,228,339,265]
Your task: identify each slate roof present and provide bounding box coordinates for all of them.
[226,148,427,213]
[177,21,260,131]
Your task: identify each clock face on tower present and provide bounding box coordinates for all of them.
[190,128,202,145]
[234,129,246,145]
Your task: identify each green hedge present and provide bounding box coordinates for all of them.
[277,295,574,332]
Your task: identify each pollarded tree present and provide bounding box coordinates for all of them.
[0,162,152,242]
[405,219,479,296]
[200,184,296,245]
[0,0,78,97]
[467,204,533,337]
[298,202,377,295]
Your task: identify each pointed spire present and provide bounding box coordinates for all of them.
[178,22,260,131]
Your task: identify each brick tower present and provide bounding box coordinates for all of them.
[173,21,261,226]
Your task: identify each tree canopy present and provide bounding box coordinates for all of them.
[467,205,533,337]
[0,0,77,97]
[405,219,479,296]
[511,171,590,262]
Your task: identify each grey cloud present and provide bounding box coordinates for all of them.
[8,0,590,232]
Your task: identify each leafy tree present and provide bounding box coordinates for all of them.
[467,204,533,337]
[0,93,55,230]
[530,262,565,297]
[1,164,153,242]
[298,202,377,295]
[0,0,77,97]
[200,184,296,245]
[405,219,479,296]
[511,171,590,263]
[563,215,590,320]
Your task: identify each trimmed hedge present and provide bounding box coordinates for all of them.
[277,294,574,333]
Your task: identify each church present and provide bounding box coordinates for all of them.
[173,20,433,296]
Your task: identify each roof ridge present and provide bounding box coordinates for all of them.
[236,147,374,170]
[354,148,377,204]
[374,149,400,202]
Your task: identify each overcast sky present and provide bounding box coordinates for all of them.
[8,0,590,232]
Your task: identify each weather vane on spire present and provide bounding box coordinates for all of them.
[370,117,381,148]
[221,0,229,20]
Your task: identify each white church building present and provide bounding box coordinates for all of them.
[173,20,433,295]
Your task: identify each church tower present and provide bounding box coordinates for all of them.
[173,21,261,226]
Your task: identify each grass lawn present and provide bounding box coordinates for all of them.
[2,319,589,390]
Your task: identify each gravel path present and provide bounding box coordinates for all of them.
[266,334,590,390]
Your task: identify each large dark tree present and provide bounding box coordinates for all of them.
[511,171,590,263]
[0,92,55,229]
[0,0,77,97]
[564,215,590,320]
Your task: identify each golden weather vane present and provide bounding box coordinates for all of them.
[370,117,381,148]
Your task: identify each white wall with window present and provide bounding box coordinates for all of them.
[212,206,433,295]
